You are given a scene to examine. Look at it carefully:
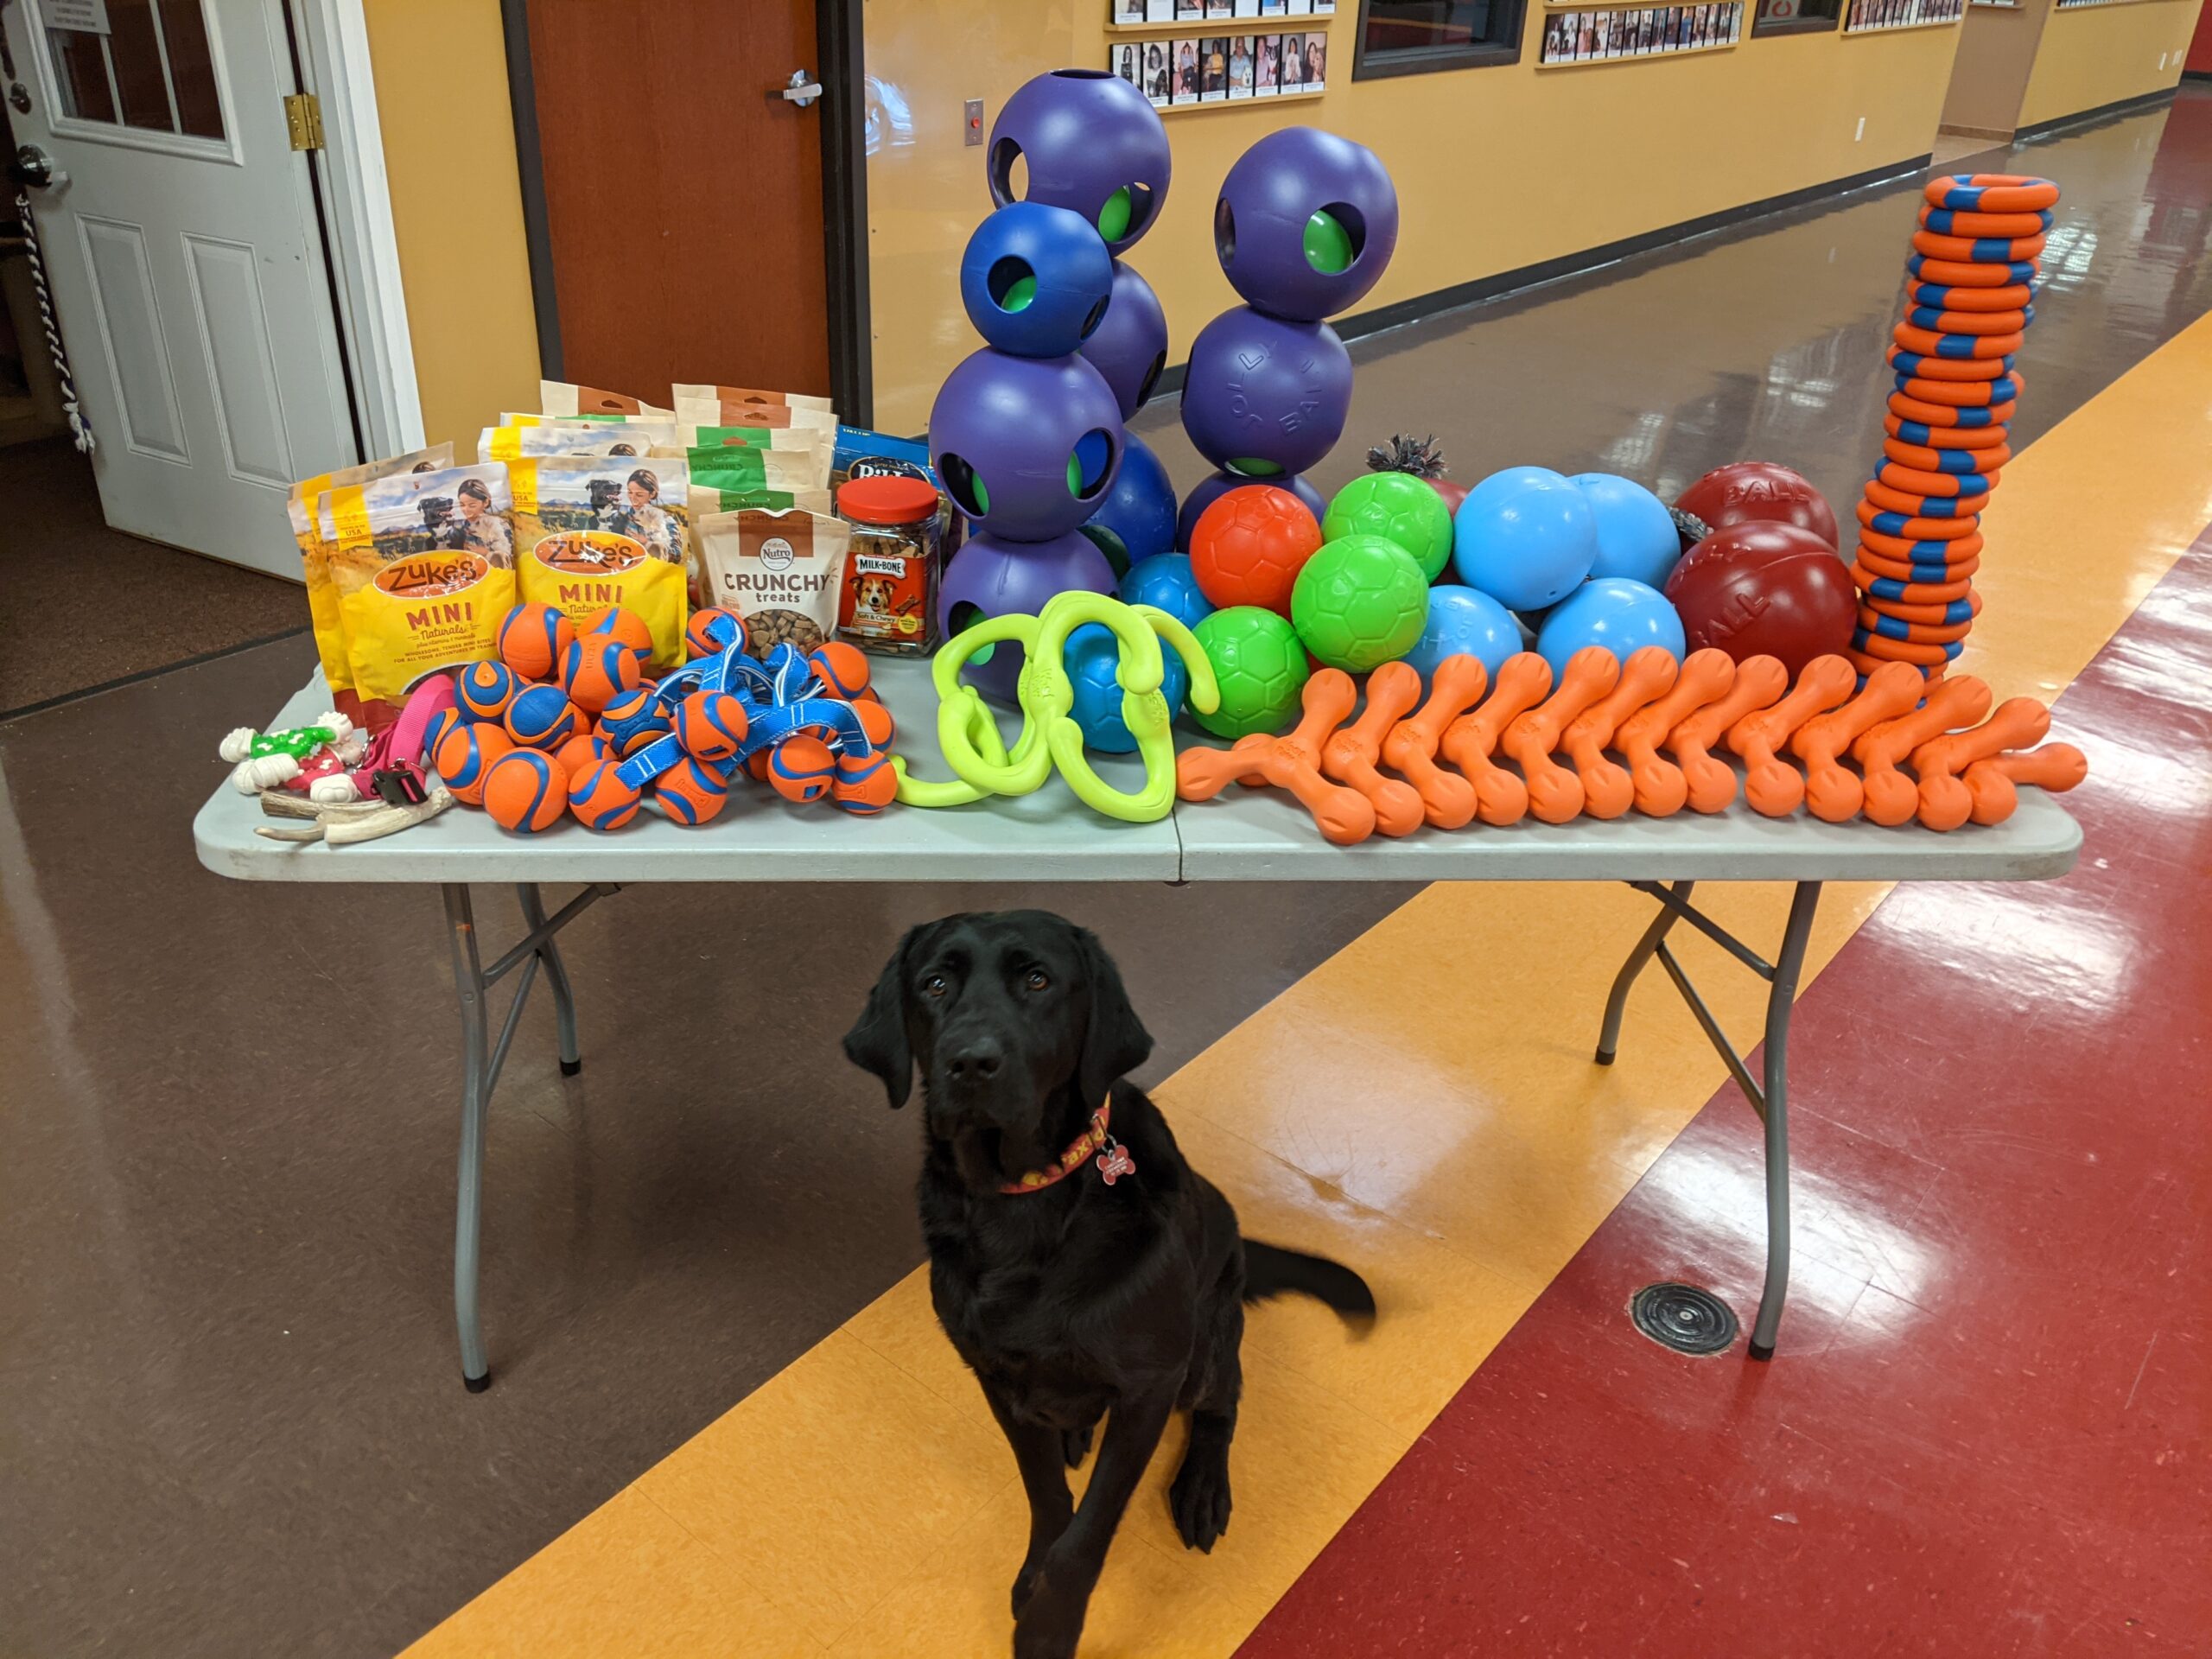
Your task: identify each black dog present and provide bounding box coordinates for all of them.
[843,910,1373,1659]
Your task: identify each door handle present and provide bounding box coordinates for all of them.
[9,143,65,190]
[777,69,822,109]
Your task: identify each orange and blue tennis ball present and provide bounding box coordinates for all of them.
[497,601,575,682]
[653,755,730,825]
[831,748,897,816]
[457,660,519,723]
[767,734,836,804]
[806,640,872,700]
[425,705,463,758]
[505,683,582,749]
[583,606,654,668]
[741,749,774,783]
[558,637,642,715]
[674,690,749,762]
[433,722,512,806]
[685,607,742,659]
[850,696,895,749]
[568,758,643,830]
[598,685,671,754]
[556,732,608,778]
[483,749,569,834]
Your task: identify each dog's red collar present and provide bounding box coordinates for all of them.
[999,1098,1136,1195]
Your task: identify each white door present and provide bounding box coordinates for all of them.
[2,0,358,577]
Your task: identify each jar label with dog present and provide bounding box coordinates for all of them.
[511,456,691,671]
[697,506,851,657]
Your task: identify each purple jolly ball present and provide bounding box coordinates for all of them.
[1078,261,1169,420]
[1175,467,1325,552]
[1216,127,1401,322]
[988,70,1173,259]
[939,530,1119,703]
[1179,306,1352,480]
[929,347,1126,543]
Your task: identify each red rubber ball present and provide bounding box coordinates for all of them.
[1675,461,1840,550]
[1663,521,1858,678]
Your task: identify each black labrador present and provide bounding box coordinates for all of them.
[843,910,1373,1659]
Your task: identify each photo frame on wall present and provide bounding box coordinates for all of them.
[1113,40,1143,87]
[1230,35,1256,95]
[1141,37,1173,103]
[1173,35,1203,99]
[1200,35,1230,99]
[1255,32,1281,91]
[1279,30,1308,88]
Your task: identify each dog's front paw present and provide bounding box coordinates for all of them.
[1170,1446,1233,1553]
[1010,1554,1046,1620]
[1013,1588,1085,1659]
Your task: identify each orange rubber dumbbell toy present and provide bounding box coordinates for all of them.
[1962,742,2085,825]
[1441,653,1554,828]
[1667,656,1788,814]
[1614,649,1735,817]
[1726,655,1855,818]
[1320,661,1426,838]
[1382,655,1488,830]
[1911,696,2048,830]
[1503,647,1620,825]
[1176,669,1377,846]
[1850,674,1992,827]
[1560,646,1678,821]
[1789,661,1924,823]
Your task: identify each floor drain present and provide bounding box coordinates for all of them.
[1630,1282,1739,1356]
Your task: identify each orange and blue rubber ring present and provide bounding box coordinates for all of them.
[1906,253,2039,287]
[1857,498,1982,537]
[1851,626,1966,665]
[1907,280,2037,313]
[1892,322,2025,358]
[1872,460,1999,498]
[1923,174,2060,213]
[1856,584,1982,626]
[1888,347,2017,381]
[1864,479,1984,518]
[1888,389,2015,425]
[1884,414,2010,449]
[1884,435,2013,473]
[1853,559,1978,602]
[1904,305,2033,336]
[1857,606,1977,646]
[1916,203,2052,238]
[1892,370,2022,404]
[1856,523,1985,561]
[1910,229,2046,264]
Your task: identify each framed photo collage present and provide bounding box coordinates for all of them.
[1109,0,1335,110]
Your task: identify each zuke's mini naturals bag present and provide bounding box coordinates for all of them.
[480,422,678,463]
[511,456,691,671]
[326,464,518,730]
[696,506,851,656]
[292,443,453,699]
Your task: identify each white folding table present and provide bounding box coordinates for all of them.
[195,660,2082,1389]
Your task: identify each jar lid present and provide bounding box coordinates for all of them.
[838,474,939,526]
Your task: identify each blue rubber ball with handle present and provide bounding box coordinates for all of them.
[1534,577,1686,677]
[1065,621,1190,753]
[1399,584,1523,690]
[1452,467,1599,613]
[1570,473,1682,590]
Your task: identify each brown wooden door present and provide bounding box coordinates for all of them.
[525,0,832,401]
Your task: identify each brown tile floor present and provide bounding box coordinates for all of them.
[2,86,2206,1659]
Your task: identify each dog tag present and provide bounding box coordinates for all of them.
[1096,1141,1136,1185]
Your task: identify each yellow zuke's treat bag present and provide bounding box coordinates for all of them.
[290,444,453,696]
[511,456,691,671]
[326,464,518,730]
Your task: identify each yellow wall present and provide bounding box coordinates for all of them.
[864,0,1966,433]
[363,0,541,453]
[1940,0,2051,136]
[2017,0,2201,128]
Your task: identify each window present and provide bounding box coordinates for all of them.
[1354,0,1527,76]
[1751,0,1840,36]
[46,0,225,139]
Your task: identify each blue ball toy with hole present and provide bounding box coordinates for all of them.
[1119,552,1215,632]
[1452,466,1599,613]
[1534,576,1686,677]
[1080,432,1178,576]
[1065,620,1192,753]
[959,202,1116,359]
[1570,473,1682,590]
[1400,583,1524,690]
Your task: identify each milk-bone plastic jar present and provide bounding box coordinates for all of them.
[836,474,943,655]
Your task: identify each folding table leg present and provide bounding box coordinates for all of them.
[1595,880,1693,1065]
[443,884,493,1392]
[1749,880,1822,1360]
[518,884,581,1077]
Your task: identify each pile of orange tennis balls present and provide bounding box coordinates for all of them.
[427,603,899,834]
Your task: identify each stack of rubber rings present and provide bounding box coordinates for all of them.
[1854,171,2059,682]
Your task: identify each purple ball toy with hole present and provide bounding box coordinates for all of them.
[1179,305,1352,480]
[1175,468,1326,552]
[929,347,1125,542]
[959,201,1116,359]
[938,530,1120,702]
[987,70,1172,259]
[1215,127,1401,322]
[1078,261,1169,420]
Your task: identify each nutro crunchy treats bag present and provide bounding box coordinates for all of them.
[291,443,452,698]
[696,506,851,656]
[510,455,691,671]
[538,380,673,419]
[325,464,518,730]
[479,422,677,463]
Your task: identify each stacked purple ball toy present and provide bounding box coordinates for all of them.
[933,70,1173,702]
[1175,128,1401,550]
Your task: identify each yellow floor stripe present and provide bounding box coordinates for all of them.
[404,310,2212,1659]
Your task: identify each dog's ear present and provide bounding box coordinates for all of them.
[1076,926,1153,1107]
[844,925,924,1109]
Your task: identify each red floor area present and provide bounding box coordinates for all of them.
[1238,528,2212,1658]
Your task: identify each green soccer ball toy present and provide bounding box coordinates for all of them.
[1191,606,1309,739]
[1291,536,1431,673]
[1322,471,1454,582]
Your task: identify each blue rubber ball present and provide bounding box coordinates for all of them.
[1400,584,1522,690]
[1119,552,1215,632]
[1065,621,1189,753]
[1534,577,1686,677]
[1570,473,1681,589]
[1082,433,1179,577]
[959,201,1116,359]
[1452,467,1599,612]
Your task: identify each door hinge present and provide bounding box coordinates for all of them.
[283,92,325,152]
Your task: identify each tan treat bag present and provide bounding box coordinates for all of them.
[325,463,518,730]
[686,483,833,520]
[696,506,851,657]
[510,455,691,671]
[479,422,677,462]
[673,383,834,419]
[682,435,831,495]
[291,443,454,697]
[538,379,674,419]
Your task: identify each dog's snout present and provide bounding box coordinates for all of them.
[944,1039,1004,1084]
